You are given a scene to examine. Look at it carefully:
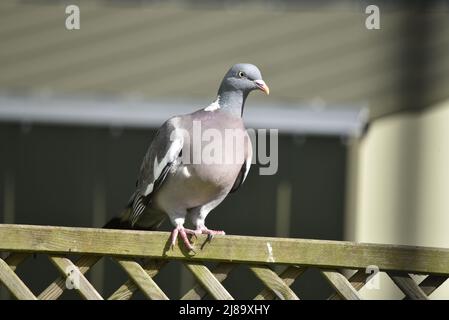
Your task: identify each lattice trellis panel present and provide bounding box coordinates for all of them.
[1,224,449,300]
[1,252,448,300]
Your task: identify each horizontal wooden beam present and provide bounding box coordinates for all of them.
[1,224,449,275]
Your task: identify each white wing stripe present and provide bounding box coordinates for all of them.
[242,155,251,184]
[143,134,183,196]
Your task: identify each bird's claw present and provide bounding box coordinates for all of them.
[196,228,225,249]
[171,226,225,252]
[198,228,225,237]
[170,226,197,253]
[207,233,214,242]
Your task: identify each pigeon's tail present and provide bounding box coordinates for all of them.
[102,207,133,229]
[103,193,140,229]
[103,206,166,231]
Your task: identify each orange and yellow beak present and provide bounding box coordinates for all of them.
[254,79,270,95]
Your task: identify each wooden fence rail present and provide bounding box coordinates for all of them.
[0,224,448,300]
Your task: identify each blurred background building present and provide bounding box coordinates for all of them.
[0,0,448,299]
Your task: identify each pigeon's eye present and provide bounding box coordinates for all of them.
[238,71,246,78]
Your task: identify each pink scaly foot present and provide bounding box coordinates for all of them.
[170,226,197,252]
[195,227,225,242]
[200,228,225,236]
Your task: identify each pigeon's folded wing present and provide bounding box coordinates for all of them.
[230,132,253,193]
[129,117,184,225]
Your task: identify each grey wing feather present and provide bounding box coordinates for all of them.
[129,117,183,225]
[230,133,253,193]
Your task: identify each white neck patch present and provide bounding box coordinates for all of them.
[204,96,221,112]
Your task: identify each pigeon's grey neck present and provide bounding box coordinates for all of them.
[217,87,248,117]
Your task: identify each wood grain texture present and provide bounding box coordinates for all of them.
[4,253,29,271]
[416,275,448,297]
[254,265,305,300]
[109,259,166,300]
[184,262,233,300]
[0,258,36,300]
[1,224,449,275]
[49,256,103,300]
[39,255,101,300]
[250,265,299,300]
[115,258,168,300]
[321,269,362,300]
[328,269,369,300]
[182,263,235,300]
[388,272,428,300]
[0,253,29,293]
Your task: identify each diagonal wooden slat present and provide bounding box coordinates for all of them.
[0,253,29,294]
[4,253,29,271]
[109,259,167,300]
[0,258,36,300]
[184,262,233,300]
[115,258,168,300]
[321,269,362,300]
[39,255,101,300]
[108,279,135,300]
[182,263,235,300]
[388,271,428,300]
[250,265,299,300]
[416,275,448,297]
[49,256,103,300]
[254,265,305,300]
[328,269,369,300]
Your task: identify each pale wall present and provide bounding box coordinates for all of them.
[346,100,449,299]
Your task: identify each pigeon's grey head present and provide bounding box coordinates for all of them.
[218,63,270,96]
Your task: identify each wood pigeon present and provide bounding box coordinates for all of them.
[104,63,270,252]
